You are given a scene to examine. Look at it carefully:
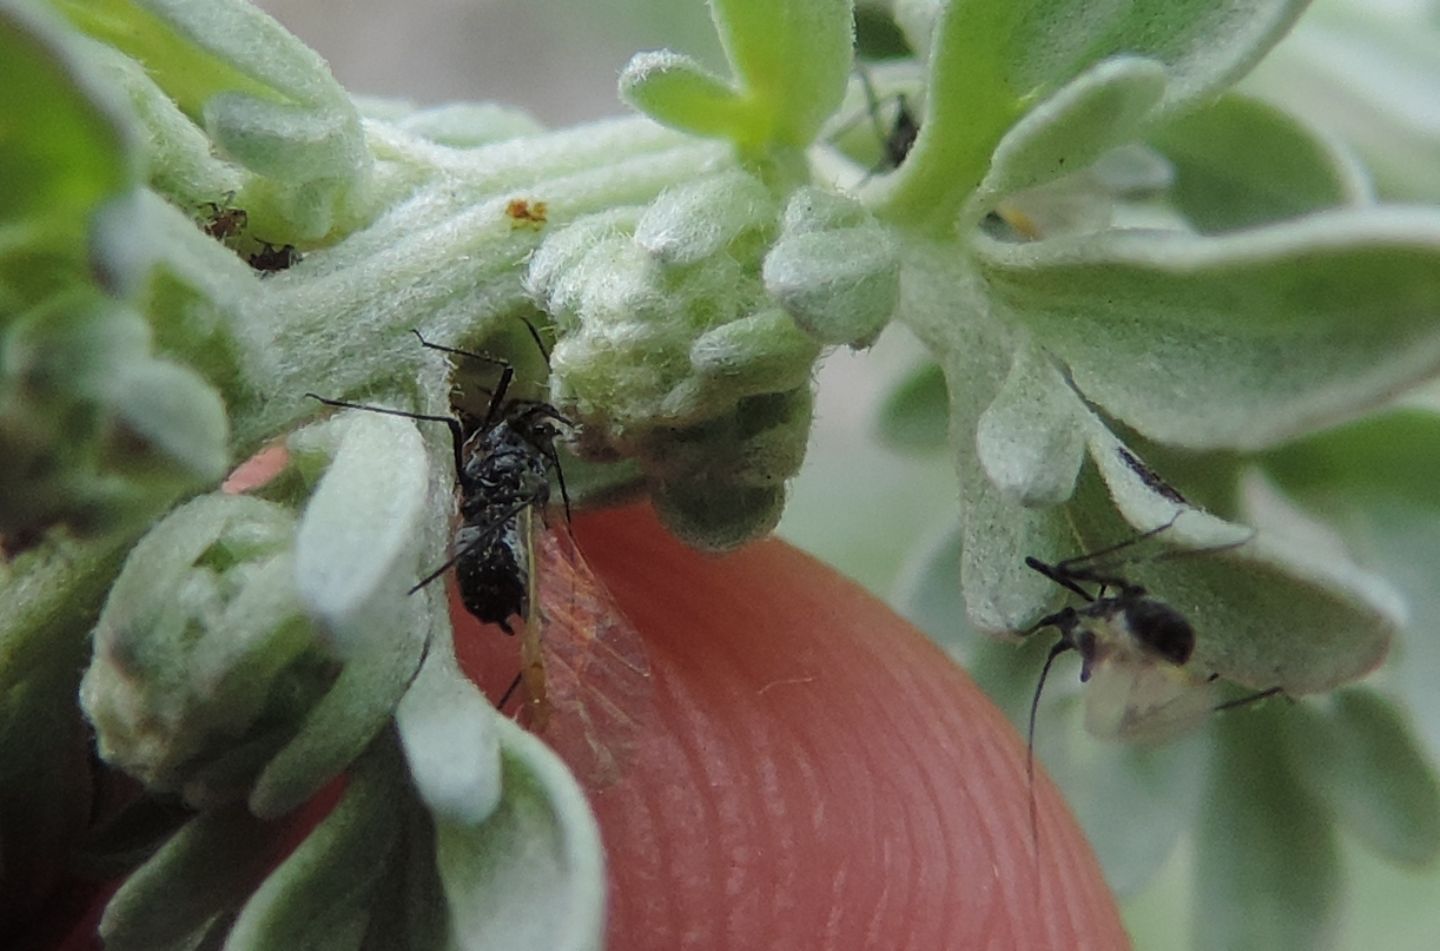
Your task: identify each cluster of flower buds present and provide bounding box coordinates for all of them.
[531,172,898,547]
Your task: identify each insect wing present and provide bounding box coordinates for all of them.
[521,525,654,787]
[1082,655,1214,743]
[515,506,548,727]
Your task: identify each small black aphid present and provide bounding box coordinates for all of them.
[248,241,301,274]
[200,196,248,241]
[855,64,919,173]
[305,323,569,637]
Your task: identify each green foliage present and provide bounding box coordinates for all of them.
[4,0,1440,947]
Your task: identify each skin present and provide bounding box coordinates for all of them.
[460,504,1130,950]
[29,450,1128,949]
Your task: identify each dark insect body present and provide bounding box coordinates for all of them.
[1020,517,1282,746]
[247,241,301,274]
[856,64,919,171]
[200,197,248,241]
[1018,519,1280,857]
[306,326,571,716]
[308,329,652,767]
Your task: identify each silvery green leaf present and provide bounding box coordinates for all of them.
[227,741,412,951]
[623,0,851,154]
[963,56,1168,224]
[897,240,1076,631]
[765,186,900,347]
[974,341,1087,507]
[1073,432,1402,695]
[396,645,503,827]
[435,717,604,951]
[619,51,750,141]
[55,0,368,240]
[635,170,777,266]
[3,298,226,543]
[1195,707,1342,951]
[393,102,545,149]
[975,207,1440,451]
[873,0,1310,227]
[1,0,133,297]
[1284,688,1440,867]
[294,411,430,650]
[689,308,821,393]
[1150,91,1371,233]
[80,494,308,796]
[1259,407,1440,762]
[709,0,853,149]
[100,805,282,951]
[1243,2,1440,202]
[252,411,433,818]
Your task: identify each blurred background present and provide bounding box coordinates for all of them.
[253,0,1440,946]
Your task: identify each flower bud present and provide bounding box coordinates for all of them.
[80,494,323,807]
[531,172,829,547]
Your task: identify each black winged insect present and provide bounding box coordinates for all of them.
[1020,517,1279,749]
[306,325,571,721]
[308,329,653,775]
[826,64,919,178]
[1017,517,1281,857]
[856,63,919,173]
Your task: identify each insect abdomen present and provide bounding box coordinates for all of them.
[455,519,528,633]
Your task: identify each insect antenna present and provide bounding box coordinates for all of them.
[410,329,517,429]
[1025,634,1074,910]
[1212,685,1284,713]
[1052,513,1180,574]
[303,393,468,484]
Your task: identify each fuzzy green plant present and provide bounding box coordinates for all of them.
[3,0,1440,947]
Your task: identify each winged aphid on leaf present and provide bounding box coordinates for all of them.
[1018,515,1283,849]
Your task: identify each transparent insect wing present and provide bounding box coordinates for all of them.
[1082,653,1215,743]
[517,525,654,787]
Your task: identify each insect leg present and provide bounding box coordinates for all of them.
[305,394,467,484]
[497,671,524,712]
[538,440,573,525]
[1212,685,1285,713]
[407,329,516,430]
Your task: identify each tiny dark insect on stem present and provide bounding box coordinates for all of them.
[856,64,918,172]
[828,64,919,179]
[199,193,247,241]
[248,241,301,275]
